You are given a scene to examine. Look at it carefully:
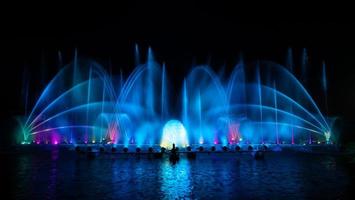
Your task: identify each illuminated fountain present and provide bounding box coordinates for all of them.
[17,47,333,149]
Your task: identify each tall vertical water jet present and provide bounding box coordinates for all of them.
[256,64,263,143]
[73,49,78,85]
[286,48,294,73]
[100,77,107,142]
[86,67,93,143]
[240,60,247,118]
[301,48,312,144]
[286,48,295,144]
[71,49,79,143]
[273,81,279,144]
[57,51,63,69]
[237,55,247,118]
[182,79,188,133]
[146,47,155,115]
[135,44,140,66]
[197,90,203,144]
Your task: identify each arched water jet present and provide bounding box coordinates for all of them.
[18,48,333,147]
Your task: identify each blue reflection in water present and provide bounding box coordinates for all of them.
[46,148,59,199]
[160,159,192,199]
[1,150,353,199]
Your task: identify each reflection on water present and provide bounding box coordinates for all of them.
[47,148,58,199]
[160,159,192,199]
[1,149,353,199]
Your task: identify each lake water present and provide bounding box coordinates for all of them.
[1,147,354,199]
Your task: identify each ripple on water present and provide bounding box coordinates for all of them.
[0,152,352,199]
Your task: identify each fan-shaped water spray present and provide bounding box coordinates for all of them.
[17,48,332,148]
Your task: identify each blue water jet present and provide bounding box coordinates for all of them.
[18,48,333,147]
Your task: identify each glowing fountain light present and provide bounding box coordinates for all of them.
[228,123,241,144]
[160,120,189,148]
[199,136,204,145]
[324,131,331,143]
[107,122,119,144]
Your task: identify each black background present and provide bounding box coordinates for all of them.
[1,2,354,146]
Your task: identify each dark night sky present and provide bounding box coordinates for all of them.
[0,2,355,144]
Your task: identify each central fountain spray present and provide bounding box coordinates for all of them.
[18,47,332,148]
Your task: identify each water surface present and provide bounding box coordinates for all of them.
[1,148,353,199]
